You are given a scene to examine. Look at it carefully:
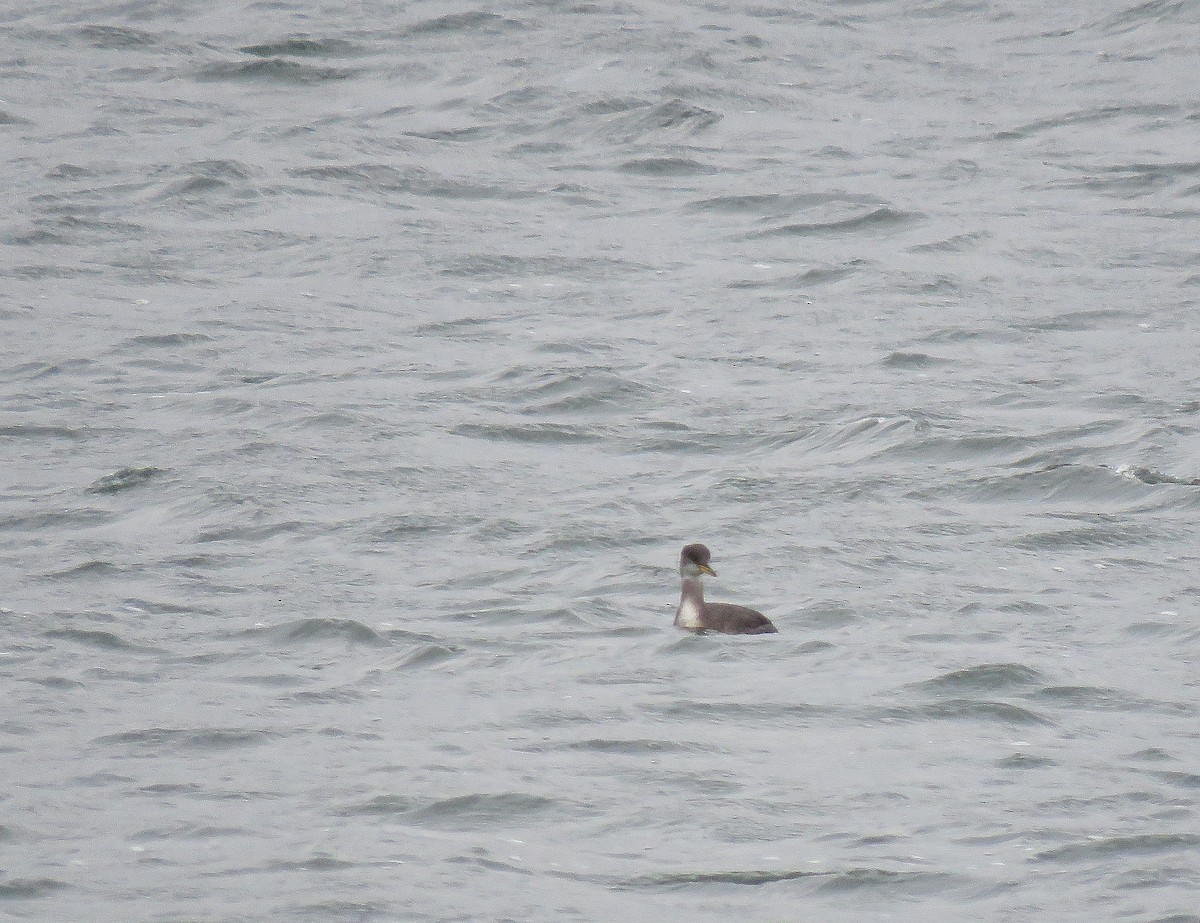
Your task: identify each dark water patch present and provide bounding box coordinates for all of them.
[1130,747,1177,762]
[1036,833,1200,862]
[963,463,1161,504]
[631,867,825,887]
[122,597,207,615]
[879,700,1052,727]
[121,332,212,349]
[290,685,368,704]
[9,357,91,379]
[406,11,525,35]
[396,643,460,669]
[561,737,721,755]
[194,520,311,543]
[646,700,830,724]
[883,431,1029,466]
[240,37,362,57]
[768,413,918,461]
[249,618,388,648]
[1151,770,1200,789]
[89,466,165,494]
[993,104,1132,141]
[1012,523,1149,551]
[1112,465,1200,487]
[131,822,252,842]
[78,24,158,48]
[344,794,416,815]
[1094,0,1192,36]
[406,125,493,142]
[710,470,786,501]
[43,627,153,652]
[44,560,125,580]
[0,877,69,899]
[93,727,277,753]
[198,59,357,84]
[728,264,860,289]
[435,251,634,277]
[908,230,989,252]
[1035,685,1192,714]
[498,365,654,415]
[754,207,916,237]
[997,752,1055,769]
[0,423,85,440]
[0,507,111,531]
[916,663,1047,694]
[581,96,650,116]
[273,853,359,872]
[815,867,963,895]
[289,899,392,918]
[1124,620,1185,638]
[5,227,69,246]
[620,157,716,176]
[291,163,525,201]
[451,421,599,445]
[800,605,859,630]
[408,313,516,339]
[599,98,721,141]
[685,190,878,216]
[141,781,204,795]
[159,166,257,202]
[344,791,562,829]
[882,351,945,369]
[374,511,451,540]
[1049,160,1200,197]
[27,675,85,690]
[1020,307,1128,333]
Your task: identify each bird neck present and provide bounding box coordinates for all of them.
[675,575,707,629]
[680,575,706,606]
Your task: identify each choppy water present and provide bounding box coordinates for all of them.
[4,1,1200,920]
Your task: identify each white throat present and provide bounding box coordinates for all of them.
[676,575,706,629]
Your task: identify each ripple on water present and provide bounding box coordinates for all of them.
[753,206,918,238]
[495,364,655,416]
[629,867,824,887]
[88,465,166,493]
[558,738,723,756]
[197,59,358,84]
[405,11,525,35]
[239,38,363,58]
[1033,685,1193,715]
[92,727,278,753]
[451,421,599,445]
[961,463,1174,505]
[876,700,1053,727]
[249,618,388,648]
[914,663,1048,694]
[1036,833,1200,863]
[343,792,567,831]
[0,504,110,530]
[393,642,461,670]
[814,867,966,896]
[0,877,70,899]
[42,627,155,652]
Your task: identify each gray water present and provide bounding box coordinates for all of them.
[3,1,1200,920]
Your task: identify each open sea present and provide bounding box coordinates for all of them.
[3,1,1199,920]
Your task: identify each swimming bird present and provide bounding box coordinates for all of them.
[674,543,777,635]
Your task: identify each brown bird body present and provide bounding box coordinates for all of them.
[674,543,777,635]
